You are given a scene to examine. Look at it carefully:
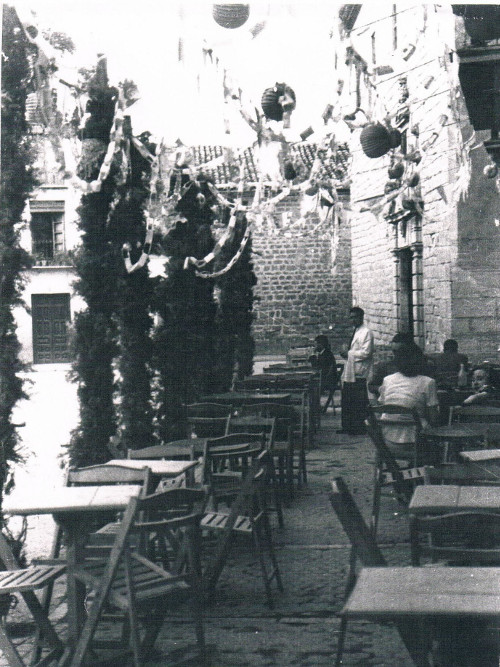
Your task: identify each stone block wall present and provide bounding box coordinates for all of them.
[343,4,500,363]
[252,190,352,355]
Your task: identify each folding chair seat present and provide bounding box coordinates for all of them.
[69,488,205,667]
[0,532,65,667]
[202,450,283,608]
[366,409,426,537]
[185,402,232,439]
[328,477,433,667]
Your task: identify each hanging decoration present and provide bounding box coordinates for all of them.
[213,4,250,29]
[360,122,401,158]
[261,82,296,127]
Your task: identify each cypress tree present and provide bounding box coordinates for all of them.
[152,178,218,441]
[0,5,36,503]
[68,60,119,467]
[213,212,256,390]
[112,124,154,452]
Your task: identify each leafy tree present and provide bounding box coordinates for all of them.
[0,5,36,504]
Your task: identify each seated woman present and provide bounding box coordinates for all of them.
[378,343,439,463]
[462,365,497,405]
[309,334,338,413]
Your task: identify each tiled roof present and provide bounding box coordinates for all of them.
[188,142,350,187]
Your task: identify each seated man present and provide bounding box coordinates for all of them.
[434,339,469,389]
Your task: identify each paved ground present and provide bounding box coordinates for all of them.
[2,370,416,666]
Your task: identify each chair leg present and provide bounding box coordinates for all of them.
[371,466,382,538]
[0,621,25,667]
[335,615,348,667]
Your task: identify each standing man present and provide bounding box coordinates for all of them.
[338,306,375,434]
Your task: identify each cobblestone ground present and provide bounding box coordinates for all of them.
[2,391,416,666]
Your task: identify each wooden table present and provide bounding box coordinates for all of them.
[409,483,500,514]
[342,566,500,665]
[200,392,291,406]
[423,423,487,461]
[4,485,140,656]
[344,566,500,617]
[461,448,500,462]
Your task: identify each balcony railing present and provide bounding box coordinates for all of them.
[32,249,74,267]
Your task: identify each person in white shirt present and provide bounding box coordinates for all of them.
[378,342,439,462]
[338,306,375,434]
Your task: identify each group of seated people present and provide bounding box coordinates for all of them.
[369,335,500,462]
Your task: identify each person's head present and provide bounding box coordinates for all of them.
[314,334,330,352]
[390,332,414,355]
[443,339,459,354]
[471,365,492,392]
[393,343,426,377]
[349,306,364,328]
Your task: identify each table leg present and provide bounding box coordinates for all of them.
[64,523,88,650]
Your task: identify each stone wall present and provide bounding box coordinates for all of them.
[343,4,500,364]
[252,190,352,355]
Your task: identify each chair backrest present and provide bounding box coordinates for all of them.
[185,402,232,439]
[238,402,298,441]
[68,464,155,494]
[410,510,500,565]
[449,404,500,424]
[226,414,277,446]
[329,477,386,568]
[371,404,423,431]
[127,443,191,460]
[201,433,264,487]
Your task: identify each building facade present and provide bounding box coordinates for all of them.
[336,4,499,362]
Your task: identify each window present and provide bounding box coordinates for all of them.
[32,294,71,364]
[29,200,65,260]
[398,248,414,336]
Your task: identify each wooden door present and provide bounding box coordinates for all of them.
[32,294,71,363]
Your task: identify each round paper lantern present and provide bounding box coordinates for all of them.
[261,83,296,122]
[360,123,393,158]
[388,162,404,179]
[213,4,250,29]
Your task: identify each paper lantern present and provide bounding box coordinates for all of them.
[213,4,250,29]
[261,83,296,122]
[360,123,393,158]
[388,162,404,179]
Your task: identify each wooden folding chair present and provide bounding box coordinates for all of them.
[202,450,283,608]
[68,488,205,667]
[328,477,433,667]
[365,410,426,536]
[32,465,154,664]
[200,433,265,509]
[232,402,305,500]
[215,428,284,527]
[185,402,232,439]
[0,532,65,667]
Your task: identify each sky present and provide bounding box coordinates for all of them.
[14,0,340,144]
